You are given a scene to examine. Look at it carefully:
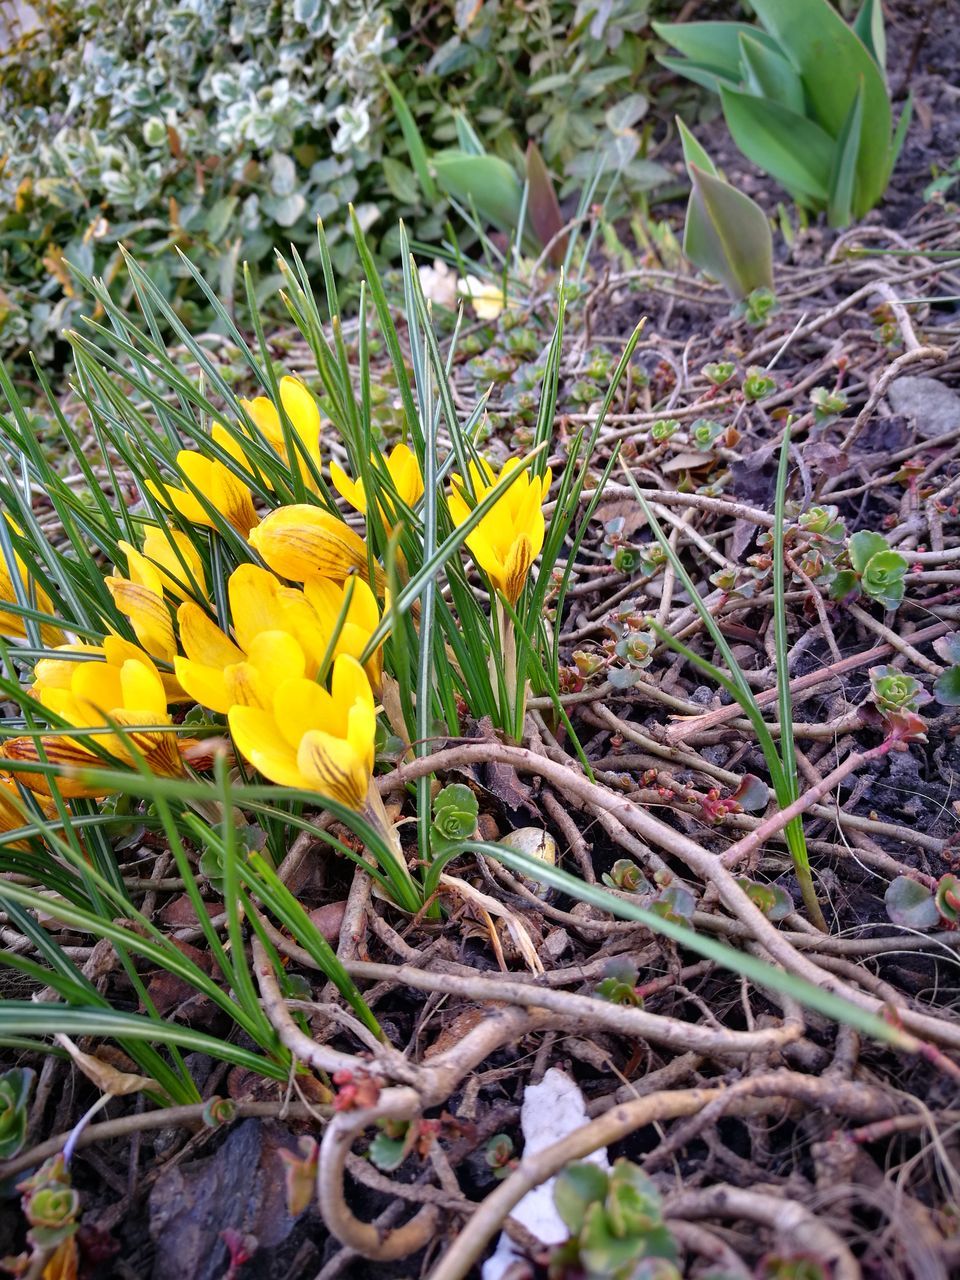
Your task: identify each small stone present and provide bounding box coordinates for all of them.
[886,376,960,440]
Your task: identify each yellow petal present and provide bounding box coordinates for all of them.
[178,602,244,669]
[34,644,105,691]
[118,657,167,716]
[296,728,369,809]
[331,652,375,720]
[248,505,381,590]
[330,459,366,515]
[389,443,424,507]
[141,527,207,601]
[71,662,124,718]
[228,564,289,651]
[272,675,338,747]
[174,656,233,715]
[503,534,534,604]
[106,577,176,663]
[228,705,305,788]
[0,737,107,798]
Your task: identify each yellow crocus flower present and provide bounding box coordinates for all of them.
[139,527,207,602]
[329,443,424,525]
[106,543,177,665]
[303,575,384,692]
[33,637,184,705]
[175,564,383,713]
[228,653,375,810]
[0,520,64,645]
[1,637,184,794]
[447,458,552,604]
[240,376,323,492]
[146,438,259,538]
[248,505,385,593]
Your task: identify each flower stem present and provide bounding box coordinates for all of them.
[362,782,421,911]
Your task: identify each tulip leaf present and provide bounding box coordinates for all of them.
[749,0,892,212]
[854,0,887,70]
[432,151,524,235]
[738,33,805,114]
[652,20,781,82]
[676,116,717,177]
[684,160,774,301]
[828,77,865,228]
[453,110,486,157]
[655,54,739,96]
[719,84,834,205]
[525,141,567,265]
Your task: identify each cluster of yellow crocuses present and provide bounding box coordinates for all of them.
[0,375,552,841]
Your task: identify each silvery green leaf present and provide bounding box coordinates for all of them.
[261,192,306,227]
[270,153,297,196]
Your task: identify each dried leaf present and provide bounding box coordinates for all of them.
[55,1035,159,1096]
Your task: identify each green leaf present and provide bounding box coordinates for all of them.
[828,78,865,227]
[369,1127,412,1172]
[676,117,717,178]
[935,667,960,706]
[205,196,239,244]
[719,84,835,205]
[0,1066,34,1158]
[888,94,913,182]
[652,20,782,83]
[656,54,740,95]
[382,157,421,206]
[738,33,806,114]
[382,72,438,202]
[683,161,774,300]
[854,0,887,70]
[749,0,892,213]
[580,1201,648,1274]
[453,110,486,156]
[848,530,889,574]
[432,151,523,235]
[884,876,939,930]
[554,1163,611,1235]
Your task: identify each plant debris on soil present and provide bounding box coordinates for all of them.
[2,19,960,1279]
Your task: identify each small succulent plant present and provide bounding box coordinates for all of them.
[551,1158,681,1280]
[430,783,478,856]
[0,1067,34,1159]
[741,367,777,402]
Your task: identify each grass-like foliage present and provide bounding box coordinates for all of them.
[0,216,920,1098]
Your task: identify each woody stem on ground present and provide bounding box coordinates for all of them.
[381,742,960,1052]
[721,740,896,869]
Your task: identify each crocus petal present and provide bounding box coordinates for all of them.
[296,728,369,809]
[272,676,340,748]
[330,459,366,515]
[178,602,244,669]
[118,657,167,717]
[503,534,534,605]
[0,737,107,798]
[227,565,279,647]
[141,527,207,602]
[228,705,306,789]
[175,657,233,715]
[106,577,176,663]
[248,505,382,590]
